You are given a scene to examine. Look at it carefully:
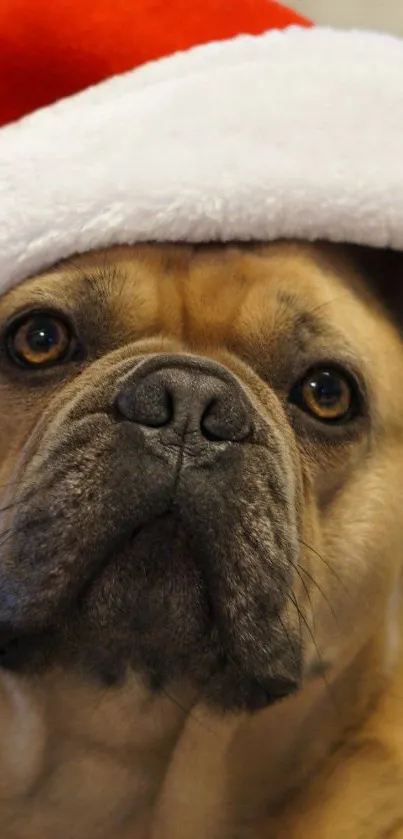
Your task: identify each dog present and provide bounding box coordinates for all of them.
[0,240,403,839]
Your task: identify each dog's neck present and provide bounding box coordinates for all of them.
[0,668,193,838]
[0,626,400,839]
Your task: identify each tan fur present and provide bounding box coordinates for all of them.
[1,241,403,838]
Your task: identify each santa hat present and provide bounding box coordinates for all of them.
[1,0,402,296]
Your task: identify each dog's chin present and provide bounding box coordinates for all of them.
[0,637,299,713]
[0,514,301,713]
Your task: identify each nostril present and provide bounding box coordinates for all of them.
[115,381,174,428]
[201,396,251,443]
[200,399,224,442]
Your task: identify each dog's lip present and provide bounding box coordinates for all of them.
[241,677,299,710]
[200,667,300,712]
[0,634,300,712]
[0,631,44,670]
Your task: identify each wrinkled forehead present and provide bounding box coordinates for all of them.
[0,242,399,363]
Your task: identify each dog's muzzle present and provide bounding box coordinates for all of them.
[0,351,301,711]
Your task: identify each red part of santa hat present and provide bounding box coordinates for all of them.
[0,1,403,296]
[0,0,311,127]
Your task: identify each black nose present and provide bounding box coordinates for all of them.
[114,356,251,443]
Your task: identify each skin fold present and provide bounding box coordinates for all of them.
[0,241,403,838]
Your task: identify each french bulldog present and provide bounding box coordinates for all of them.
[0,241,403,839]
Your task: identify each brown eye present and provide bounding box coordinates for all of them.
[290,368,359,423]
[7,314,75,368]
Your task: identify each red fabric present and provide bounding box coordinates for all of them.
[0,0,311,127]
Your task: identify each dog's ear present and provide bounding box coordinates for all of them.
[348,245,403,332]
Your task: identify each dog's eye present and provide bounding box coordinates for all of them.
[6,314,75,369]
[289,367,359,423]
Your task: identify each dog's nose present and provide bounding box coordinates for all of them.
[114,357,251,443]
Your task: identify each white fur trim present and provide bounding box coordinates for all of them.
[1,26,403,293]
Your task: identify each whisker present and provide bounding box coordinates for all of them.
[297,564,340,627]
[299,538,348,595]
[160,687,217,735]
[68,257,126,306]
[0,495,31,518]
[293,584,303,652]
[291,562,316,635]
[287,592,341,718]
[304,291,355,319]
[277,611,300,666]
[0,527,14,550]
[287,593,316,658]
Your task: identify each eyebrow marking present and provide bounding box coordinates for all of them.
[66,258,127,310]
[277,291,330,340]
[274,291,364,384]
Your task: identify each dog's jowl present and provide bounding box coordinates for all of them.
[1,242,403,839]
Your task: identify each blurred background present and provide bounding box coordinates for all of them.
[293,0,403,35]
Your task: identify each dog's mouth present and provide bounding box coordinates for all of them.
[0,635,299,713]
[0,356,302,711]
[0,502,302,712]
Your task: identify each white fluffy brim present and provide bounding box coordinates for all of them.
[1,25,403,293]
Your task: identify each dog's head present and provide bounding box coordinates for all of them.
[1,242,402,712]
